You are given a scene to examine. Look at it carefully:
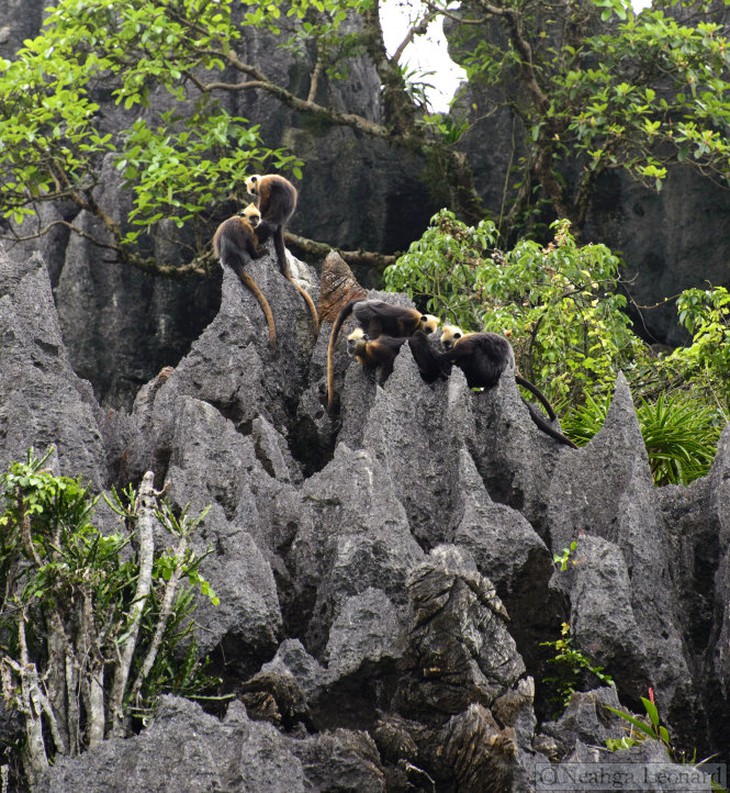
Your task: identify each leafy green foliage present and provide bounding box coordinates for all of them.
[385,210,648,404]
[0,448,219,785]
[560,392,615,448]
[387,210,727,484]
[1,0,727,269]
[606,693,672,753]
[638,393,722,485]
[604,689,708,768]
[556,10,730,189]
[562,389,723,485]
[445,0,730,231]
[663,286,730,417]
[540,621,614,711]
[0,0,303,270]
[553,540,578,573]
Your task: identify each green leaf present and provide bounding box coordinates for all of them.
[604,705,656,739]
[640,696,659,728]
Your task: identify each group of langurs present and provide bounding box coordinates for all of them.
[213,175,577,449]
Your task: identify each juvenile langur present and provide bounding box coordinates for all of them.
[408,330,452,384]
[346,328,407,384]
[327,298,441,412]
[439,325,578,449]
[213,203,277,351]
[245,173,319,333]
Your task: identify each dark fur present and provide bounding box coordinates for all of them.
[212,212,277,351]
[213,213,264,265]
[347,330,408,384]
[408,330,452,384]
[246,174,319,332]
[440,332,577,449]
[327,299,439,412]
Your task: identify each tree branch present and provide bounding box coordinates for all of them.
[108,471,157,738]
[188,51,392,139]
[129,530,188,708]
[391,9,436,64]
[285,231,397,270]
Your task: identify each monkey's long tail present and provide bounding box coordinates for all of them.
[326,298,363,414]
[523,401,578,449]
[274,230,319,334]
[515,375,557,421]
[236,269,277,352]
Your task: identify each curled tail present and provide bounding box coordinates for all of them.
[274,228,319,334]
[326,298,363,414]
[523,401,578,449]
[515,375,557,421]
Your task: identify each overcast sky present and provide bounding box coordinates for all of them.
[380,0,653,112]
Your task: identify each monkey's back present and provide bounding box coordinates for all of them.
[213,215,259,263]
[452,332,513,389]
[258,175,297,226]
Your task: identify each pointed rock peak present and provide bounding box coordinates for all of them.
[708,423,730,480]
[590,371,647,463]
[318,250,367,324]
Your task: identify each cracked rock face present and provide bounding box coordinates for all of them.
[1,246,728,791]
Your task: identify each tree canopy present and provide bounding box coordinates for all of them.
[0,0,727,272]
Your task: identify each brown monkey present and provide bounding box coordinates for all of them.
[326,298,441,413]
[213,204,277,351]
[245,174,319,333]
[346,327,407,384]
[348,327,449,386]
[438,325,577,449]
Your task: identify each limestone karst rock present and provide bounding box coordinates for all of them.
[0,244,728,789]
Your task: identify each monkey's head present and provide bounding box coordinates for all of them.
[419,314,441,335]
[346,327,368,359]
[241,202,261,228]
[440,324,465,350]
[245,174,262,197]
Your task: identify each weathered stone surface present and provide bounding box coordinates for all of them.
[291,442,424,654]
[394,545,524,722]
[36,697,309,793]
[451,448,552,594]
[2,244,728,789]
[324,588,405,679]
[539,687,626,758]
[546,375,695,732]
[0,250,106,487]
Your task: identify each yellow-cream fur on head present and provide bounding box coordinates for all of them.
[440,323,467,350]
[245,175,262,195]
[347,327,368,359]
[240,202,261,227]
[419,314,440,334]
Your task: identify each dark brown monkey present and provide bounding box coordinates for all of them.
[407,329,452,384]
[439,325,578,449]
[212,203,277,351]
[245,174,319,333]
[326,298,441,413]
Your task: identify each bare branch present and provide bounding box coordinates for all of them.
[129,530,188,707]
[391,9,437,64]
[285,232,397,270]
[108,471,157,738]
[188,51,392,139]
[308,39,325,103]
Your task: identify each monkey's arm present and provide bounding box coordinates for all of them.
[252,219,276,246]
